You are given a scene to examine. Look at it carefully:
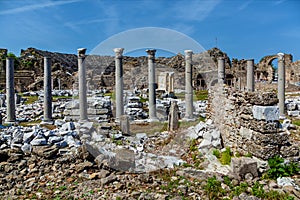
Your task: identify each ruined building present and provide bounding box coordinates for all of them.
[0,47,299,92]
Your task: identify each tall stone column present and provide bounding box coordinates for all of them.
[277,53,285,117]
[78,48,88,121]
[168,72,174,94]
[43,57,53,123]
[218,57,225,84]
[146,49,158,121]
[6,57,16,123]
[184,50,194,120]
[114,48,124,120]
[246,59,255,92]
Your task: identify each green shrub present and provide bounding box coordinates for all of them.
[232,182,248,197]
[251,182,265,198]
[219,147,232,165]
[212,149,221,158]
[264,190,295,200]
[223,176,233,189]
[189,139,198,151]
[266,155,300,179]
[203,176,225,199]
[213,147,232,165]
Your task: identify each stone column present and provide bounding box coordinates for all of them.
[218,57,225,84]
[246,59,255,92]
[114,48,124,120]
[277,53,285,117]
[78,48,88,121]
[43,57,53,123]
[168,101,179,131]
[6,57,16,123]
[168,72,174,94]
[58,78,61,90]
[146,49,158,121]
[184,50,194,120]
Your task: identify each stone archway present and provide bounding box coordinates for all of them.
[195,73,207,90]
[257,54,293,82]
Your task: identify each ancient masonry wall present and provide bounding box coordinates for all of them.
[207,86,299,160]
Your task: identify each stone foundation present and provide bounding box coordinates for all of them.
[207,86,299,159]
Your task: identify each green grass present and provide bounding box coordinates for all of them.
[104,92,115,100]
[52,96,73,101]
[19,120,42,127]
[23,95,38,104]
[195,90,208,101]
[175,90,208,101]
[292,119,300,126]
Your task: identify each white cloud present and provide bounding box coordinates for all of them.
[238,0,253,11]
[64,18,119,33]
[273,0,287,5]
[171,0,221,21]
[0,0,81,15]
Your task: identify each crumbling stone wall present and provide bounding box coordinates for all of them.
[207,86,299,160]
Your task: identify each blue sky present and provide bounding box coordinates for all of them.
[0,0,299,62]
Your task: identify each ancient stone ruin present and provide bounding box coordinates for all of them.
[0,46,299,199]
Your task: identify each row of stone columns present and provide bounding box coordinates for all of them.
[113,48,196,122]
[3,49,286,124]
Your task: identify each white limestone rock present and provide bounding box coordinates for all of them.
[252,105,279,121]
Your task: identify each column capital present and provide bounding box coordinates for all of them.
[113,48,124,58]
[184,50,193,59]
[277,52,284,61]
[77,48,87,58]
[247,59,254,62]
[146,49,156,59]
[6,57,14,61]
[217,57,225,61]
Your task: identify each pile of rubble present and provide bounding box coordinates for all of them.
[286,96,300,117]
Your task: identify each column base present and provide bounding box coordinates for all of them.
[182,117,196,122]
[279,115,286,120]
[148,117,159,122]
[4,120,17,125]
[41,120,54,125]
[79,119,89,123]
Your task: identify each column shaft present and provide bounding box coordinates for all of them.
[184,50,194,119]
[78,48,88,121]
[6,57,16,122]
[146,49,158,121]
[218,58,225,84]
[114,48,124,120]
[43,57,52,122]
[247,59,255,92]
[278,53,285,117]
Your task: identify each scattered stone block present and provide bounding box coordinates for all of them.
[252,105,279,121]
[120,115,130,135]
[231,157,258,181]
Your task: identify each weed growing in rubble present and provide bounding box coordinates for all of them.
[266,155,299,179]
[203,176,225,199]
[189,139,198,151]
[212,147,232,165]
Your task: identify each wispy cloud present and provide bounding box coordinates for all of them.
[0,0,81,15]
[238,0,253,11]
[171,0,221,21]
[64,18,118,33]
[273,0,287,5]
